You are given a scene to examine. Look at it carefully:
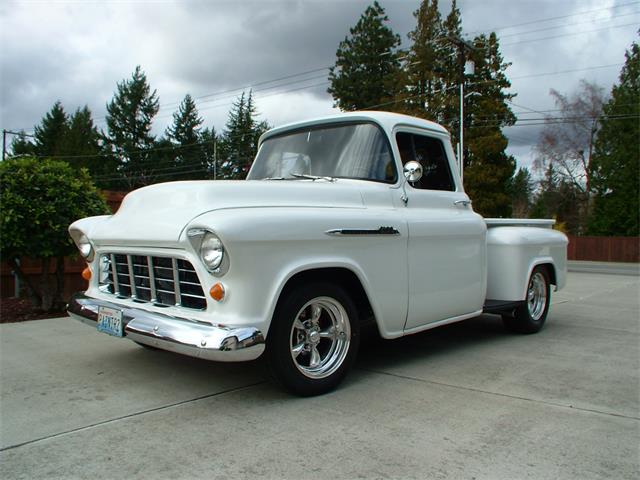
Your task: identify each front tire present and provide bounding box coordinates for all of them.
[503,266,551,334]
[266,282,360,396]
[134,341,159,351]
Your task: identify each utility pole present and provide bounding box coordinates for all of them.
[2,129,35,161]
[213,136,217,180]
[447,36,476,183]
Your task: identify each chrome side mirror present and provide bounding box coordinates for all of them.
[400,161,423,205]
[403,161,423,183]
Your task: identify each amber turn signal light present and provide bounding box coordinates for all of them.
[209,282,225,302]
[82,267,92,281]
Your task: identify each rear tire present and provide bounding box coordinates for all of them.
[266,282,360,396]
[503,266,551,334]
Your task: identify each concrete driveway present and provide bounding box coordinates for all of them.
[1,271,638,479]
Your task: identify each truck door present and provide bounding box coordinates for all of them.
[393,128,487,331]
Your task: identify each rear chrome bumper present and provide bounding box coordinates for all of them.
[67,293,265,362]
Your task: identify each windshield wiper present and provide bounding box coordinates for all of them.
[290,173,337,182]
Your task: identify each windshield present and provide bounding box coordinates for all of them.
[247,122,397,183]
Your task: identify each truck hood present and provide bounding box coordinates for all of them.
[89,180,365,246]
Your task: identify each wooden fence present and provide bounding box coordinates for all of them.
[567,236,639,263]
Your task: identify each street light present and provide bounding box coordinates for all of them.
[446,35,477,183]
[458,60,476,183]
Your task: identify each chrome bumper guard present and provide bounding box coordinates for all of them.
[67,293,265,362]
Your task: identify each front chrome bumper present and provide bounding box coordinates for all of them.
[67,293,265,362]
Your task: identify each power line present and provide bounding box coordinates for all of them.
[150,5,635,116]
[361,63,623,112]
[71,72,332,129]
[155,81,331,120]
[95,3,640,123]
[499,11,639,39]
[165,62,624,122]
[13,59,628,162]
[160,66,331,109]
[30,110,638,167]
[502,22,639,47]
[88,113,640,183]
[466,1,640,35]
[9,3,637,137]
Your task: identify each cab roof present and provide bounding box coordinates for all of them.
[259,111,449,145]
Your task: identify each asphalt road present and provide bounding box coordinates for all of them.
[1,271,638,479]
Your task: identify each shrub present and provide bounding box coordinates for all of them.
[1,157,109,311]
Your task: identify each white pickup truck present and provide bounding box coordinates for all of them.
[68,111,568,396]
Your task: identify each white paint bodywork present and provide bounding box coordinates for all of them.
[486,226,568,301]
[70,112,568,346]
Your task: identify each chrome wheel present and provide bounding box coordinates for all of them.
[527,271,548,321]
[289,296,351,379]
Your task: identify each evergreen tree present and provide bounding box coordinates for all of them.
[588,40,639,236]
[105,65,160,188]
[166,94,205,180]
[62,106,107,178]
[200,126,220,179]
[219,91,269,179]
[462,32,516,217]
[148,137,178,184]
[218,91,247,180]
[398,0,450,119]
[530,164,582,234]
[167,94,203,146]
[368,0,515,216]
[33,101,69,158]
[328,1,401,111]
[510,167,533,218]
[438,0,464,129]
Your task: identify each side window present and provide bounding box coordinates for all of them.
[396,132,455,191]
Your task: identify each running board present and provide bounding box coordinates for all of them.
[483,300,524,315]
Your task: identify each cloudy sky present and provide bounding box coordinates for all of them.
[1,0,638,168]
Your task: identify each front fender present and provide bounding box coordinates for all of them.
[185,207,409,338]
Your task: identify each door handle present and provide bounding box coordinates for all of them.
[454,199,472,207]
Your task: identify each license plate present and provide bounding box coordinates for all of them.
[97,306,123,337]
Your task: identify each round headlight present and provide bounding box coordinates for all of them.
[77,234,93,259]
[200,232,224,271]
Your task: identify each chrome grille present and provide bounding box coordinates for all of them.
[101,254,206,310]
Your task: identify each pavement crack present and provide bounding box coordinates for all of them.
[0,381,267,453]
[359,368,640,421]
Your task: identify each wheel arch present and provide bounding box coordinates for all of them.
[524,259,557,299]
[269,266,378,337]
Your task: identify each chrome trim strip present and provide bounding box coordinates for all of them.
[325,226,401,236]
[171,258,181,306]
[127,255,137,299]
[147,256,157,303]
[67,293,265,362]
[110,254,120,294]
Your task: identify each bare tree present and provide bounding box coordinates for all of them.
[534,80,606,195]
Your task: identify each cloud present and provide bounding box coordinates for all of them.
[1,0,637,171]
